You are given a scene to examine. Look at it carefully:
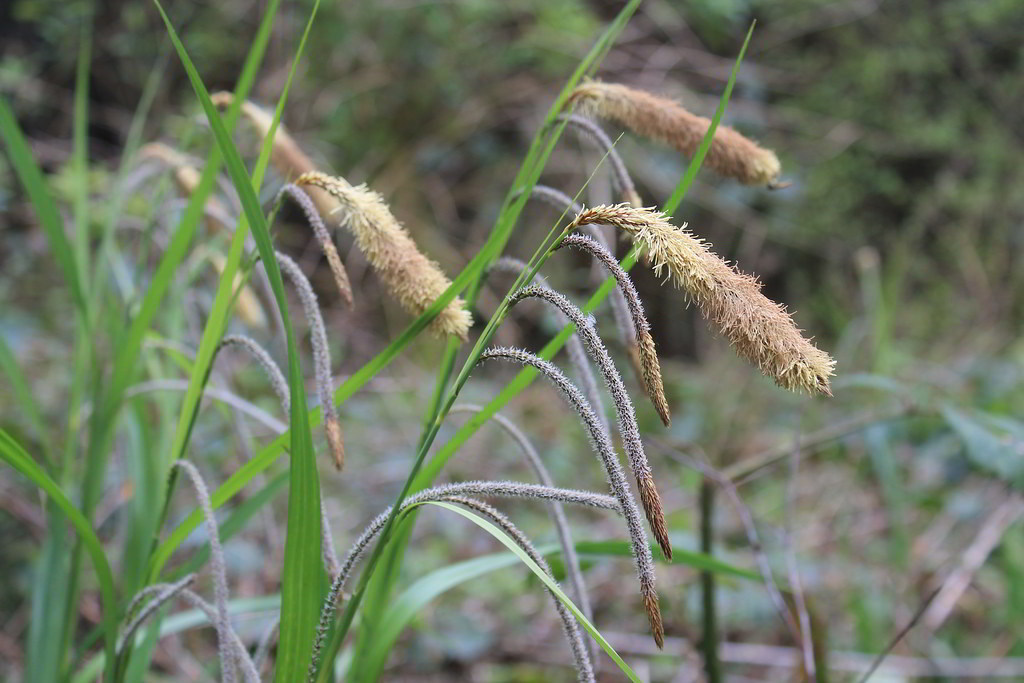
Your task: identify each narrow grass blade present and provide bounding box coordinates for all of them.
[151,3,325,680]
[0,99,87,317]
[0,336,52,466]
[420,501,641,682]
[0,430,117,681]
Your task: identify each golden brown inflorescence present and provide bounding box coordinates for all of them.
[572,204,835,396]
[569,81,783,187]
[297,172,473,341]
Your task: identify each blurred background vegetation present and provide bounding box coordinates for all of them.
[2,0,1023,680]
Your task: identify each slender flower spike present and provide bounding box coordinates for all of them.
[296,171,473,341]
[478,348,665,648]
[558,234,671,426]
[279,184,354,308]
[508,288,673,561]
[569,81,783,187]
[276,252,346,470]
[572,204,835,395]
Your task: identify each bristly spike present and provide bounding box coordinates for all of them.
[507,288,673,562]
[569,80,783,187]
[570,204,836,396]
[278,184,354,308]
[477,348,665,647]
[275,252,346,470]
[488,257,611,440]
[557,234,671,426]
[518,184,648,398]
[311,481,619,680]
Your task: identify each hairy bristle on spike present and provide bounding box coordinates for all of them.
[296,171,473,340]
[571,204,836,396]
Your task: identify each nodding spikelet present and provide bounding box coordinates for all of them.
[572,205,835,395]
[522,184,648,400]
[312,481,617,680]
[296,171,473,341]
[275,252,346,469]
[569,81,783,187]
[219,335,289,408]
[560,113,643,206]
[118,574,197,653]
[451,405,596,650]
[278,184,354,307]
[508,288,672,561]
[173,461,237,683]
[478,348,665,648]
[558,234,671,427]
[488,256,610,440]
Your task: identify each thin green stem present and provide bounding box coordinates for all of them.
[700,477,721,683]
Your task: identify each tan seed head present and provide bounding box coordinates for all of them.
[569,81,782,187]
[297,172,473,341]
[572,205,835,395]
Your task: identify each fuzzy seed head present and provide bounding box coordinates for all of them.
[573,205,835,395]
[297,171,473,340]
[569,81,782,186]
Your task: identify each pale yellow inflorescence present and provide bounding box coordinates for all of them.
[572,204,835,395]
[569,81,783,187]
[297,172,473,341]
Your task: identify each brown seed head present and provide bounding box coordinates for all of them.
[644,591,665,650]
[297,171,473,340]
[638,472,671,561]
[572,205,835,395]
[569,81,782,186]
[325,415,345,471]
[635,330,671,427]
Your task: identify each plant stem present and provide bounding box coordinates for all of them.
[700,476,721,683]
